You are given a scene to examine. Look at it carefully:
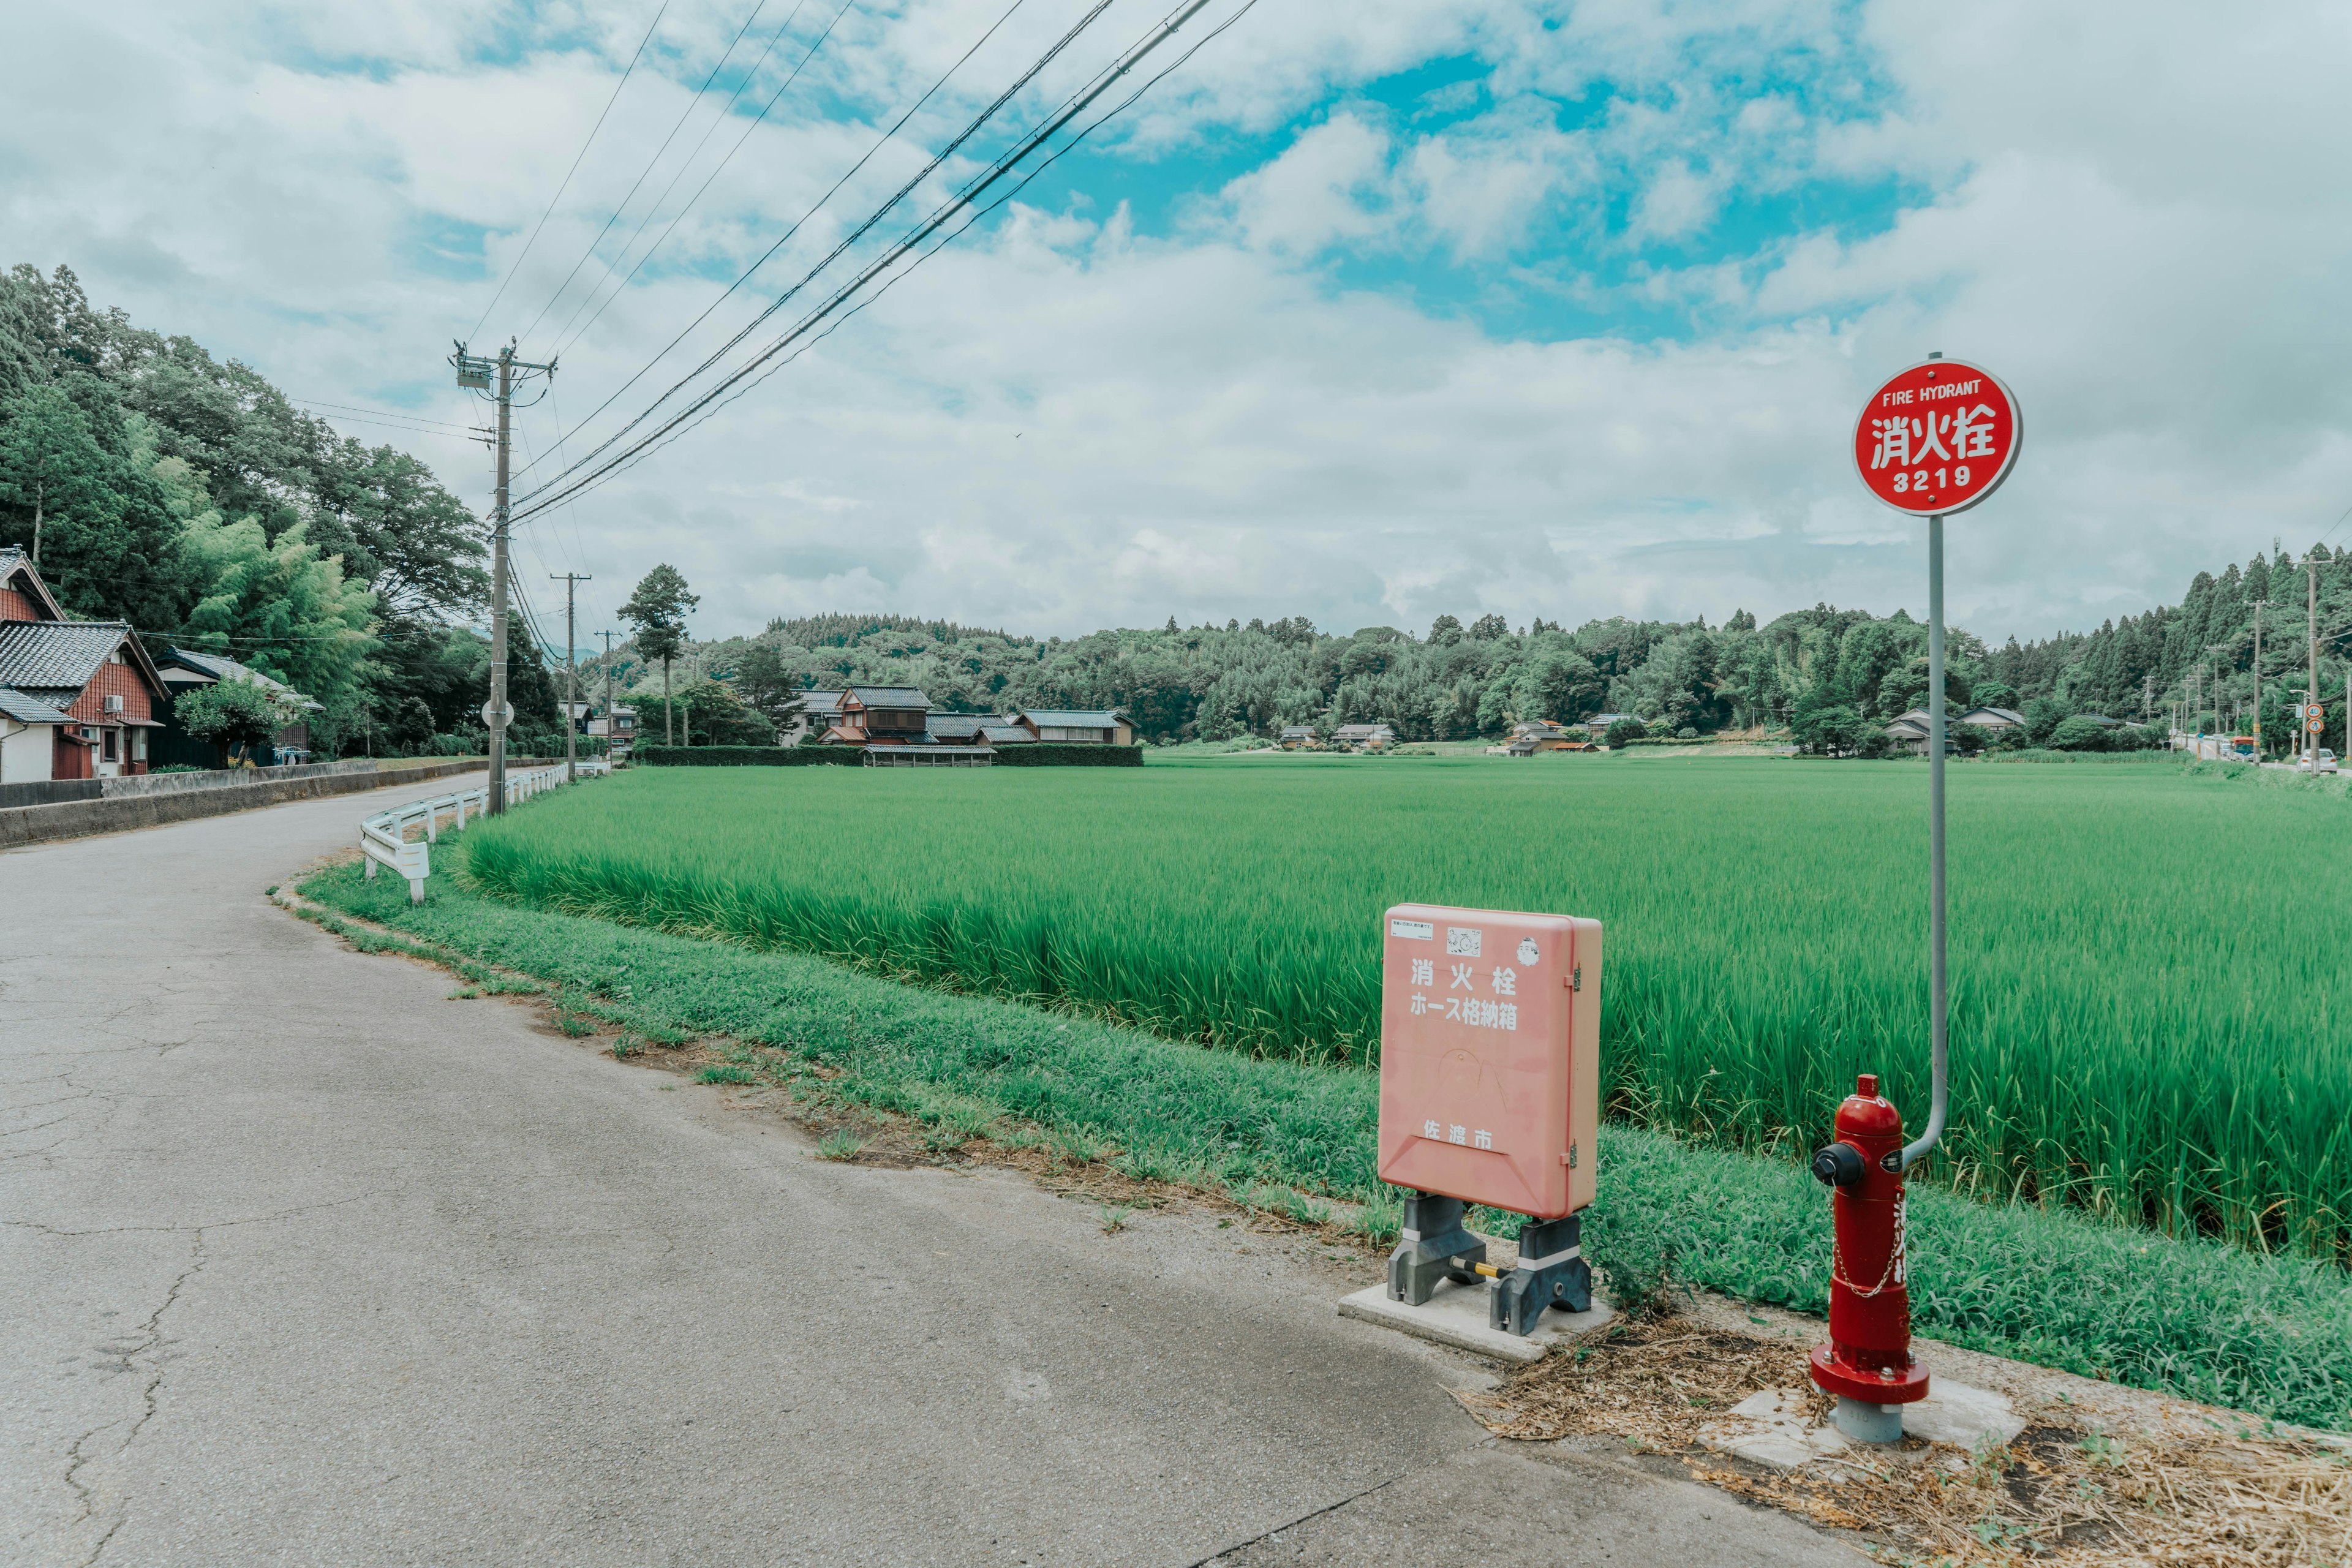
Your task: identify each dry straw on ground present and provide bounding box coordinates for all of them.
[1460,1319,2352,1567]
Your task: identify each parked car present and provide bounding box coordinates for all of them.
[2297,748,2339,774]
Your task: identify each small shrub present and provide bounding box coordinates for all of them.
[1583,1183,1685,1320]
[815,1128,865,1161]
[696,1064,756,1084]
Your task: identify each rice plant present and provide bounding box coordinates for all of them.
[460,756,2352,1259]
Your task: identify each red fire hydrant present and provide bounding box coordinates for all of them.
[1809,1073,1929,1442]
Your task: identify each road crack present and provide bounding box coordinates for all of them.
[64,1227,207,1566]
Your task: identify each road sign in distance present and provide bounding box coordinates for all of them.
[480,700,514,729]
[2310,718,2327,733]
[1854,358,2022,517]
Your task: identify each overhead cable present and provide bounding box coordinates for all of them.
[521,0,1259,515]
[513,0,1227,524]
[467,0,674,342]
[510,0,1036,484]
[292,399,480,434]
[514,0,778,353]
[551,0,843,358]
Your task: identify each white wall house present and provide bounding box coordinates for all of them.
[0,693,75,783]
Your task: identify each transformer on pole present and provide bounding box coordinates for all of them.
[451,341,556,812]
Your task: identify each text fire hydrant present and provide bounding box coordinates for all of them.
[1808,1073,1929,1442]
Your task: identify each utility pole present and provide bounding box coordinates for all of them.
[2310,553,2323,771]
[2251,600,2269,758]
[452,339,556,814]
[600,630,616,759]
[551,573,592,783]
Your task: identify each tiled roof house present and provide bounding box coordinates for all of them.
[0,549,172,782]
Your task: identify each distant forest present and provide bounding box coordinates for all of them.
[625,545,2352,750]
[8,263,2345,758]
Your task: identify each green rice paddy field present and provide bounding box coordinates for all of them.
[461,753,2352,1261]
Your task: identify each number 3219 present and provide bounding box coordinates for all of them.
[1894,466,1970,494]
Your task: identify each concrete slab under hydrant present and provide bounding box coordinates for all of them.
[1700,1379,2026,1469]
[1338,1278,1615,1364]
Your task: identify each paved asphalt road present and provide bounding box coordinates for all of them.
[1,777,1856,1566]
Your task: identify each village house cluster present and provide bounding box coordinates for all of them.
[0,549,319,783]
[794,687,1134,764]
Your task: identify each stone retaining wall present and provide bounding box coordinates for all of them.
[0,760,486,850]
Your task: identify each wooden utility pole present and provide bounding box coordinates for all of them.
[2251,600,2269,758]
[600,630,616,757]
[451,340,556,813]
[2310,554,2323,769]
[550,573,592,783]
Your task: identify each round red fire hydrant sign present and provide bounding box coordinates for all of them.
[1852,358,2021,516]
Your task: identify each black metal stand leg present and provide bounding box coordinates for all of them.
[1490,1213,1592,1336]
[1386,1193,1488,1306]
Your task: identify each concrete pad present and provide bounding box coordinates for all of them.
[1905,1379,2027,1449]
[1702,1389,1855,1468]
[1702,1379,2024,1469]
[1339,1278,1615,1363]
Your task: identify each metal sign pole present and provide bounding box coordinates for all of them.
[1905,511,1950,1169]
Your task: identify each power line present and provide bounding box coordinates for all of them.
[290,398,480,434]
[514,0,777,353]
[565,0,1262,492]
[303,413,492,442]
[546,384,597,575]
[552,0,847,360]
[468,0,674,343]
[511,0,1036,486]
[509,2,1213,516]
[509,22,1202,516]
[514,0,1238,524]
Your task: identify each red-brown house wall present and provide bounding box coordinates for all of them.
[67,659,156,723]
[0,584,40,622]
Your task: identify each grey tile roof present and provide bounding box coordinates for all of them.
[0,620,127,694]
[846,686,931,707]
[978,724,1034,744]
[0,687,77,725]
[925,714,986,740]
[1020,709,1123,728]
[162,647,316,706]
[800,690,846,713]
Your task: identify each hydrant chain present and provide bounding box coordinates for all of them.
[1830,1230,1903,1300]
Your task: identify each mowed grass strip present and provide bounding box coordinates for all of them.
[303,856,2352,1431]
[459,756,2352,1261]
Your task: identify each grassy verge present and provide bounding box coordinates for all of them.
[299,856,2352,1432]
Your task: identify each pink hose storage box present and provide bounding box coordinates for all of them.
[1374,904,1601,1219]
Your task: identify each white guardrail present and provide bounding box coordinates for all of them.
[361,758,610,903]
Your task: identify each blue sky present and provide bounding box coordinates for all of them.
[8,0,2352,644]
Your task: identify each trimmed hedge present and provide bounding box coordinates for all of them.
[635,742,1142,767]
[991,744,1142,767]
[635,745,858,767]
